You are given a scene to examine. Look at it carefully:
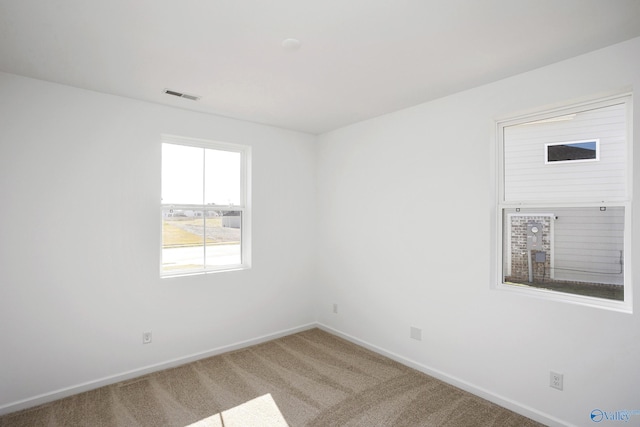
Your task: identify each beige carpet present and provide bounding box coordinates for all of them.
[0,328,545,426]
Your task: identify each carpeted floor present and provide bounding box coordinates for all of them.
[0,328,545,426]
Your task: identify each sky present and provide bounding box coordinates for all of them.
[161,143,241,206]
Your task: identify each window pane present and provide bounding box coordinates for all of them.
[204,149,241,206]
[502,207,624,301]
[162,143,203,205]
[546,140,598,163]
[162,208,205,273]
[205,211,242,267]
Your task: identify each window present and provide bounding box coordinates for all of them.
[545,140,599,164]
[161,135,250,277]
[497,94,632,311]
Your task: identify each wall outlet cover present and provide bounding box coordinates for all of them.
[143,332,152,344]
[550,371,563,390]
[410,326,422,341]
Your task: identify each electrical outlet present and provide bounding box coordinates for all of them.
[143,331,152,344]
[410,326,422,341]
[550,371,563,390]
[333,303,338,314]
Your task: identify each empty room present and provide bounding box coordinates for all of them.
[1,1,640,426]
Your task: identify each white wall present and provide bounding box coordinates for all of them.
[0,72,317,412]
[316,37,640,427]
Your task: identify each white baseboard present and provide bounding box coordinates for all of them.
[316,323,572,427]
[0,323,317,416]
[2,322,573,426]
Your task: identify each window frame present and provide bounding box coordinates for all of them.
[160,134,251,278]
[495,94,633,312]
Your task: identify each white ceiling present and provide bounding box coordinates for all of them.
[1,0,640,134]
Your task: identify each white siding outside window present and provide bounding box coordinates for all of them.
[552,206,624,285]
[503,102,627,202]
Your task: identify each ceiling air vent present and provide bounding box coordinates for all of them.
[163,89,200,101]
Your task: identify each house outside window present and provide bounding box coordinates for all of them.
[161,135,251,277]
[496,94,632,311]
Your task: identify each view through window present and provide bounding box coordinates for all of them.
[497,95,631,308]
[161,137,249,276]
